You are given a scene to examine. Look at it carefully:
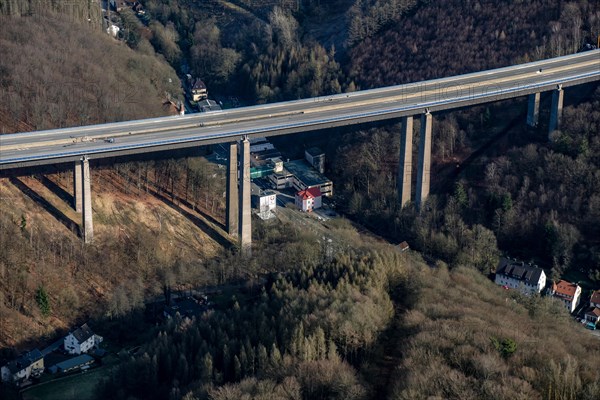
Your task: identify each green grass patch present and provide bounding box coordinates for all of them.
[21,365,112,400]
[21,354,119,400]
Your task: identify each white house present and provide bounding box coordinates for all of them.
[494,258,546,295]
[64,323,101,355]
[548,280,582,313]
[252,190,276,220]
[0,349,44,386]
[295,187,322,212]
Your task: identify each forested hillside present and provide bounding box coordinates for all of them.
[0,0,103,28]
[0,12,181,133]
[349,0,599,86]
[93,224,600,399]
[328,0,600,282]
[0,156,228,349]
[390,264,600,400]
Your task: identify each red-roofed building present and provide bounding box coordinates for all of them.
[295,187,322,212]
[549,280,581,313]
[590,290,600,308]
[585,307,600,325]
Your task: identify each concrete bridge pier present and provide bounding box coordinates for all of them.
[73,161,82,212]
[238,136,252,256]
[397,116,414,208]
[527,92,540,127]
[549,85,564,136]
[415,111,432,211]
[80,156,94,243]
[226,142,239,236]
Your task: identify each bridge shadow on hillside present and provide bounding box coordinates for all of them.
[10,177,80,238]
[148,188,233,250]
[37,175,75,209]
[170,195,224,230]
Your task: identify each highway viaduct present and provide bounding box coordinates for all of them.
[1,50,599,253]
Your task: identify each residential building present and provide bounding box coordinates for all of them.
[305,147,325,174]
[0,349,44,385]
[397,241,410,252]
[190,78,208,101]
[252,184,276,219]
[548,280,582,313]
[584,307,600,325]
[590,290,600,308]
[48,354,95,374]
[64,323,101,355]
[295,187,322,212]
[494,258,546,295]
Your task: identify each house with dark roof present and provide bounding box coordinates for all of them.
[48,354,95,374]
[64,323,101,355]
[548,280,581,313]
[494,258,547,295]
[0,349,44,386]
[189,78,208,102]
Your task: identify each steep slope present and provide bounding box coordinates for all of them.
[0,13,181,133]
[0,163,227,349]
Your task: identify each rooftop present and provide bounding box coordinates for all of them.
[191,78,206,91]
[5,349,43,374]
[305,146,324,157]
[198,99,222,112]
[551,280,580,298]
[591,290,600,304]
[70,323,94,343]
[297,187,321,200]
[586,307,600,317]
[496,258,544,285]
[50,354,94,373]
[284,159,331,188]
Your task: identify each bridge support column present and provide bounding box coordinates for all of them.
[226,142,239,236]
[73,161,82,212]
[415,112,432,211]
[549,86,563,137]
[81,156,94,243]
[238,136,251,256]
[527,92,540,127]
[398,116,413,208]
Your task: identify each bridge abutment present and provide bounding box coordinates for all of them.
[549,86,564,136]
[81,156,94,243]
[415,112,432,211]
[527,92,540,127]
[226,142,239,236]
[238,137,252,256]
[398,116,413,208]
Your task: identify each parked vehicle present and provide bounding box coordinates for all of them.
[585,322,596,330]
